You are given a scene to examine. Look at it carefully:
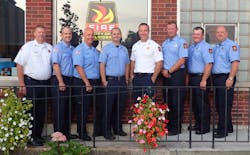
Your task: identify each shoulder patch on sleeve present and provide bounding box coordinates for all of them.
[232,45,238,51]
[54,48,59,52]
[183,43,188,49]
[208,48,213,53]
[75,50,80,55]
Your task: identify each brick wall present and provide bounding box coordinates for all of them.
[26,0,52,43]
[26,0,250,126]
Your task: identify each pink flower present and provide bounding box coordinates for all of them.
[137,120,142,125]
[139,139,145,144]
[51,132,67,142]
[128,120,132,124]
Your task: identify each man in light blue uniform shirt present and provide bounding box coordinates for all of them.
[188,26,213,135]
[51,26,74,140]
[72,27,100,141]
[99,28,130,140]
[162,21,188,135]
[212,26,240,138]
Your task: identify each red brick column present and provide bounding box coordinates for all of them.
[26,0,52,44]
[151,0,177,44]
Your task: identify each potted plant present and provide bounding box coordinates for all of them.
[129,95,169,152]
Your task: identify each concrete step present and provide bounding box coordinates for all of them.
[1,124,250,155]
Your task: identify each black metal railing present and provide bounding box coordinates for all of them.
[0,85,249,149]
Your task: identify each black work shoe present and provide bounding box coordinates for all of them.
[214,132,228,138]
[114,130,127,136]
[187,125,199,131]
[214,128,233,134]
[104,134,115,140]
[81,135,92,141]
[195,129,210,135]
[93,132,103,137]
[37,137,45,143]
[70,134,79,139]
[28,140,43,146]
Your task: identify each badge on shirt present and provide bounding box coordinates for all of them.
[183,43,188,49]
[75,50,80,55]
[54,48,59,53]
[158,46,162,52]
[232,45,237,51]
[208,48,213,53]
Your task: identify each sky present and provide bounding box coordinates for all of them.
[15,0,26,11]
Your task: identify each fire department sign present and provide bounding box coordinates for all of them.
[86,2,118,41]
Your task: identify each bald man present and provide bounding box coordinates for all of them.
[72,28,101,141]
[212,26,240,138]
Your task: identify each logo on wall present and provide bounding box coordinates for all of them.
[86,2,118,41]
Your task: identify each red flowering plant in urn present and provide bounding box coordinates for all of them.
[128,95,169,152]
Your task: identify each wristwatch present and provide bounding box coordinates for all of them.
[228,77,234,81]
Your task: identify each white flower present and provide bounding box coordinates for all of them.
[151,102,155,106]
[161,116,166,121]
[5,133,9,137]
[0,99,4,102]
[134,103,138,108]
[2,103,6,106]
[137,97,141,101]
[159,109,165,114]
[15,136,19,140]
[2,147,6,151]
[8,117,12,121]
[22,97,26,101]
[0,139,3,142]
[13,121,16,125]
[4,127,8,131]
[15,110,18,114]
[4,93,8,97]
[10,146,14,150]
[20,134,24,138]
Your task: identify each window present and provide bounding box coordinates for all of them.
[179,0,250,85]
[54,0,150,50]
[0,0,25,75]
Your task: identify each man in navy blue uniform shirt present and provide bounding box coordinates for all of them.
[212,26,240,138]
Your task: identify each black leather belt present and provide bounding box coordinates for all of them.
[88,79,100,82]
[212,73,229,77]
[24,75,48,83]
[134,73,153,76]
[106,76,125,80]
[189,73,203,77]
